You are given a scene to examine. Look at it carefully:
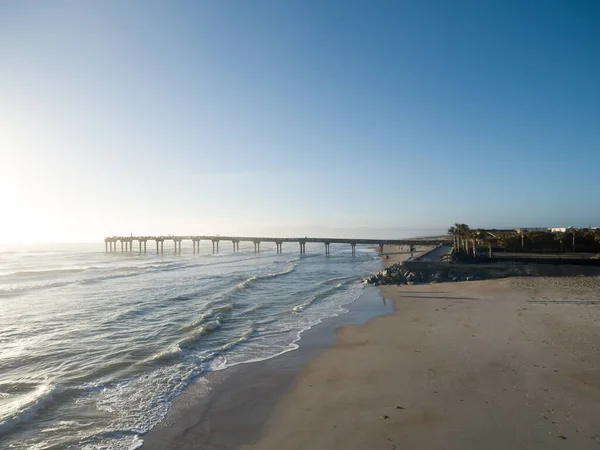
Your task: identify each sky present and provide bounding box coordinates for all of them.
[1,0,599,244]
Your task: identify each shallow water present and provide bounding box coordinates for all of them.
[0,241,381,449]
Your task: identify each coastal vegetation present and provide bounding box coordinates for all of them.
[448,224,600,255]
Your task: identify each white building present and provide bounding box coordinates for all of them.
[548,227,570,233]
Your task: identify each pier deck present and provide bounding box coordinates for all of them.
[103,235,450,256]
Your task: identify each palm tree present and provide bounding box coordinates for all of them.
[456,223,470,254]
[475,229,489,258]
[569,228,581,252]
[448,226,458,250]
[453,223,463,252]
[520,229,528,252]
[554,232,565,252]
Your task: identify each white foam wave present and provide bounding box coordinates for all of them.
[0,383,63,435]
[178,319,223,349]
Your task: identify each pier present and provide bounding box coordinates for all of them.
[103,235,449,256]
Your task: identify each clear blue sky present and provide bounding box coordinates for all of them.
[1,0,599,243]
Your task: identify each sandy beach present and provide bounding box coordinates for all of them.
[142,245,600,449]
[240,246,600,449]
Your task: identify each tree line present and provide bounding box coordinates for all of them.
[448,224,600,255]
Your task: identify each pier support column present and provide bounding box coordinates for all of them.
[236,241,239,252]
[212,241,215,254]
[351,243,356,257]
[325,243,330,255]
[139,241,142,253]
[120,241,123,252]
[160,241,164,254]
[156,241,159,254]
[232,241,236,253]
[257,242,261,253]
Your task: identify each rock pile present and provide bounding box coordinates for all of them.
[364,263,529,286]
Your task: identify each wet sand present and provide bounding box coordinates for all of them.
[242,246,600,449]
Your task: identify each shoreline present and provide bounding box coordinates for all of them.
[141,247,422,449]
[144,245,600,449]
[239,246,600,450]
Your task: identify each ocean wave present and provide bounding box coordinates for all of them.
[179,304,233,332]
[0,281,72,298]
[319,275,357,286]
[218,328,253,353]
[177,318,223,349]
[208,265,295,305]
[144,345,184,364]
[0,268,85,279]
[0,255,296,298]
[0,383,64,436]
[292,280,350,313]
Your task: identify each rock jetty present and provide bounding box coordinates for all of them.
[364,262,529,286]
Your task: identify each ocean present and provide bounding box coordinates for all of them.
[0,241,382,449]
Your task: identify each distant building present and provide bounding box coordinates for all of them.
[514,228,548,233]
[548,227,573,233]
